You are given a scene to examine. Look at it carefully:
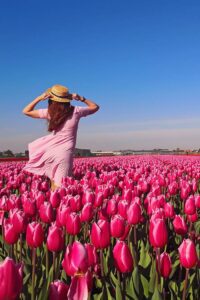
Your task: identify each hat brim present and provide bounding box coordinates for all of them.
[46,88,71,103]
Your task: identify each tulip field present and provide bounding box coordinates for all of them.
[0,155,200,300]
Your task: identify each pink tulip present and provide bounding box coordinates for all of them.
[20,182,28,193]
[164,202,175,219]
[195,195,200,208]
[0,195,8,211]
[39,202,55,224]
[26,222,44,248]
[62,241,89,276]
[168,182,178,195]
[173,215,188,236]
[94,192,103,207]
[191,179,197,192]
[118,200,129,219]
[10,209,27,234]
[40,181,50,192]
[65,213,81,235]
[80,202,93,222]
[0,257,23,300]
[151,184,161,196]
[110,214,125,238]
[113,241,134,273]
[91,220,110,249]
[22,197,36,217]
[106,199,117,216]
[82,190,95,205]
[0,211,4,226]
[59,187,67,197]
[119,224,131,241]
[35,192,46,209]
[184,195,196,215]
[3,219,19,244]
[85,244,98,267]
[180,183,191,200]
[127,202,142,225]
[7,195,21,210]
[49,280,69,300]
[138,180,149,193]
[122,189,132,202]
[47,224,65,252]
[98,206,109,221]
[67,274,89,300]
[70,195,82,212]
[158,252,172,278]
[148,197,163,215]
[150,209,165,221]
[50,190,61,208]
[57,204,71,226]
[178,239,198,269]
[149,218,168,248]
[187,212,198,223]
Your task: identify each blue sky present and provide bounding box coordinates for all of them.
[0,0,200,151]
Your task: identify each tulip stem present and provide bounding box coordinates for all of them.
[53,251,57,280]
[133,225,137,246]
[15,243,18,262]
[46,246,49,278]
[117,271,123,299]
[84,223,88,242]
[31,248,36,300]
[1,222,5,255]
[182,268,189,300]
[100,249,105,278]
[178,265,182,295]
[20,234,22,261]
[156,248,161,289]
[189,221,192,233]
[69,235,73,245]
[9,244,14,259]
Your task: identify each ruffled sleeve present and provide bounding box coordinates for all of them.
[75,106,94,118]
[38,109,50,119]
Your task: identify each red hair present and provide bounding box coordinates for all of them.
[47,100,74,132]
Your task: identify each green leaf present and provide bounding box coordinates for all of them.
[169,258,180,279]
[110,271,118,286]
[38,280,48,300]
[140,274,149,298]
[116,284,122,300]
[110,272,122,300]
[23,273,31,285]
[126,276,139,300]
[95,278,102,289]
[168,281,178,297]
[132,267,139,295]
[138,240,151,268]
[148,260,156,294]
[106,283,114,300]
[194,220,200,234]
[93,292,103,300]
[100,250,109,277]
[151,287,162,300]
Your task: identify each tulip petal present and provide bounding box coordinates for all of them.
[67,276,88,300]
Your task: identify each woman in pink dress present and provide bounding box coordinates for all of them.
[22,84,99,190]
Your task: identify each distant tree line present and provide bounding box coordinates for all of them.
[0,150,28,158]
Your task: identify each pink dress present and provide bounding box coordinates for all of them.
[23,106,92,186]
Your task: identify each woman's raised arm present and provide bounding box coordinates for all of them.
[22,93,50,118]
[72,93,99,113]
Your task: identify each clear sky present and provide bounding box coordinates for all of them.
[0,0,200,152]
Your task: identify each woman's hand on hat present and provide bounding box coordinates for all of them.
[38,92,52,101]
[71,93,79,100]
[72,93,85,101]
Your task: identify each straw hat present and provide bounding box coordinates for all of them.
[46,84,71,103]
